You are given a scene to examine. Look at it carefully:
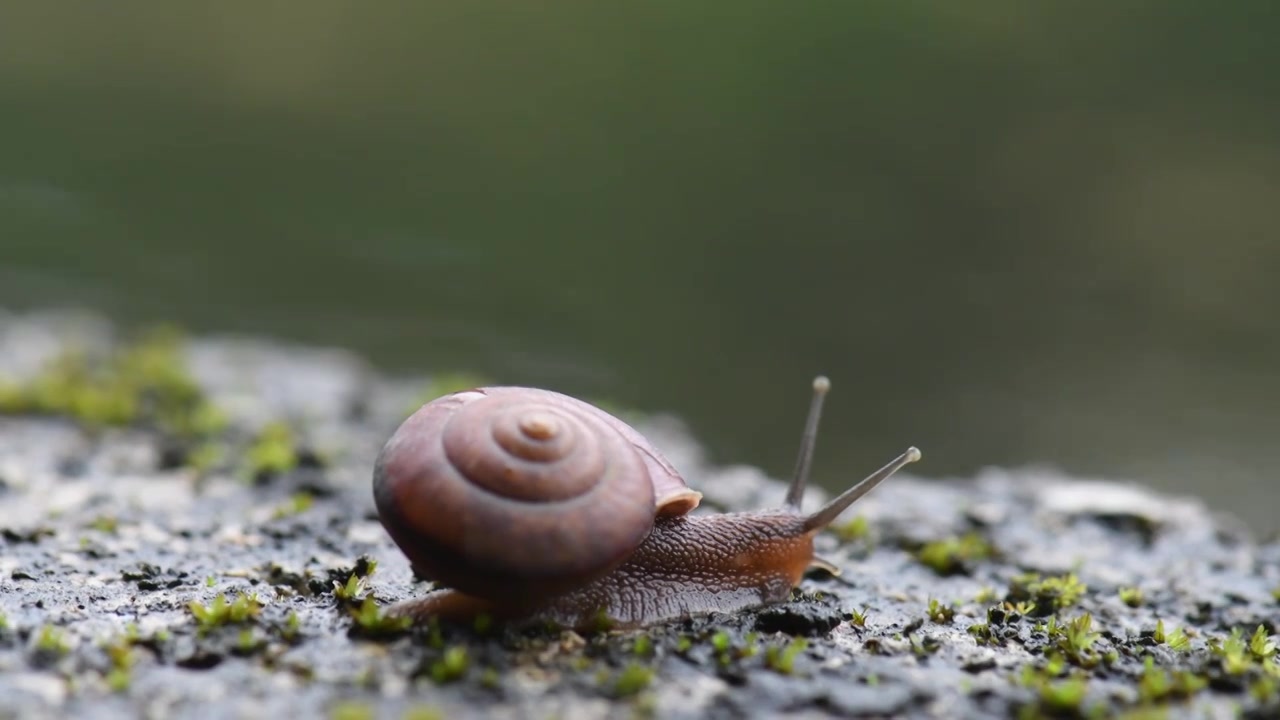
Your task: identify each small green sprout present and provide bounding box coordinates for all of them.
[1118,586,1144,607]
[1249,625,1277,661]
[916,532,992,575]
[235,628,262,655]
[1272,586,1280,603]
[205,575,216,587]
[831,515,870,542]
[609,662,654,698]
[0,613,8,631]
[430,645,469,683]
[1054,614,1101,668]
[282,610,302,641]
[333,574,365,602]
[927,598,955,624]
[1153,619,1190,652]
[349,597,411,637]
[848,607,869,628]
[675,636,693,653]
[764,638,808,675]
[1209,628,1253,675]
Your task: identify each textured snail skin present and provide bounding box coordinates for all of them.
[387,511,816,630]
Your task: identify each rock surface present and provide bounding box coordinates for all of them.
[0,309,1277,720]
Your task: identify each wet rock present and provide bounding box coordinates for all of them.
[0,310,1277,720]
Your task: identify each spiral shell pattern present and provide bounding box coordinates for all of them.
[373,386,669,599]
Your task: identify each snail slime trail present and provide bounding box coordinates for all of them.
[371,377,922,631]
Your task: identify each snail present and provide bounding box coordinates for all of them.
[372,376,920,631]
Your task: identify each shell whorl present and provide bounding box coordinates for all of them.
[373,386,673,600]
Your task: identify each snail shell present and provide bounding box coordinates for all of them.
[372,386,702,602]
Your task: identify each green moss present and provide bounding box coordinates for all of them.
[328,701,375,720]
[764,638,809,675]
[35,625,69,655]
[1249,624,1277,661]
[916,532,993,575]
[430,645,469,683]
[1137,656,1207,704]
[632,635,653,658]
[349,597,411,637]
[967,623,997,645]
[1007,572,1086,614]
[1118,586,1144,608]
[87,515,120,534]
[831,515,870,542]
[1053,614,1102,668]
[0,326,228,441]
[1251,675,1279,703]
[848,607,869,628]
[1152,619,1190,652]
[332,573,365,602]
[609,662,653,697]
[188,592,263,631]
[281,610,302,642]
[246,421,300,480]
[272,492,314,519]
[973,586,999,604]
[927,598,955,624]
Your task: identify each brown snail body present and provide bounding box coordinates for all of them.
[372,378,920,631]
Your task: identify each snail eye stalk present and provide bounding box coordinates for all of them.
[784,375,831,510]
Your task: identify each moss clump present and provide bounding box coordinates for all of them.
[429,645,469,684]
[348,597,411,638]
[916,532,993,575]
[607,662,654,698]
[189,592,263,631]
[764,638,809,675]
[1152,619,1190,652]
[1136,656,1207,704]
[1118,586,1144,608]
[0,326,226,439]
[246,421,301,481]
[927,598,956,624]
[831,515,870,543]
[967,622,997,645]
[1007,572,1087,614]
[34,625,69,656]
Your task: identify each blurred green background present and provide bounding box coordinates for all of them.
[1,3,1277,534]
